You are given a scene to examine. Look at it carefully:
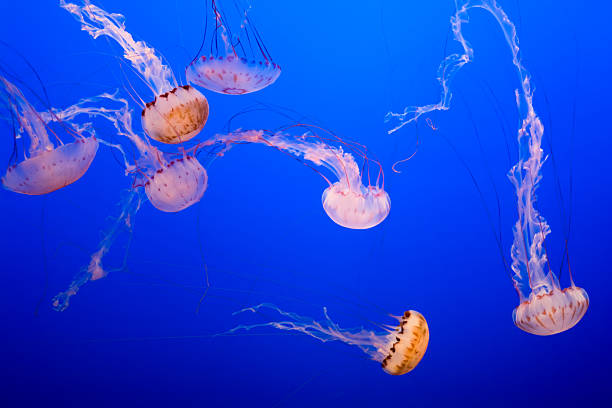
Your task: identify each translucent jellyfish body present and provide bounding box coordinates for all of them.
[512,286,589,336]
[3,137,98,195]
[1,77,98,195]
[186,0,280,95]
[228,304,429,375]
[187,55,281,95]
[322,183,390,230]
[203,127,390,229]
[62,0,209,144]
[144,155,207,212]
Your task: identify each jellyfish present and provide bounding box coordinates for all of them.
[0,75,98,195]
[52,188,143,311]
[186,0,281,95]
[60,0,209,144]
[394,0,588,335]
[224,304,429,375]
[53,92,208,213]
[201,125,390,229]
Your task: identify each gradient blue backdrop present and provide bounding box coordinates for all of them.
[0,0,610,406]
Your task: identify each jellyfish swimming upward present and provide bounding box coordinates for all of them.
[225,304,429,375]
[186,0,281,95]
[0,76,98,195]
[202,124,390,229]
[61,0,209,145]
[392,0,588,335]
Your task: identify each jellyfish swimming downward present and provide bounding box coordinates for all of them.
[201,125,390,229]
[186,0,281,95]
[394,0,588,335]
[225,304,429,375]
[61,0,209,144]
[0,75,98,195]
[451,0,588,336]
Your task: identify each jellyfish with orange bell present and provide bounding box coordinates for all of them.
[186,0,281,95]
[0,75,98,195]
[201,123,390,229]
[224,304,429,375]
[61,0,209,145]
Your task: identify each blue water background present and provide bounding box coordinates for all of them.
[0,0,610,406]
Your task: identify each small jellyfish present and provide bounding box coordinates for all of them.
[61,0,209,144]
[202,125,390,229]
[0,76,98,195]
[54,92,208,212]
[225,304,429,375]
[186,0,281,95]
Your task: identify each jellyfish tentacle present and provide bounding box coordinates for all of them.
[52,188,143,311]
[384,9,474,134]
[60,0,177,96]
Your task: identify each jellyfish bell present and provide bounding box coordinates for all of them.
[61,0,209,144]
[187,55,281,95]
[142,155,208,213]
[380,310,429,375]
[0,76,98,195]
[186,0,281,95]
[512,285,589,336]
[322,183,390,230]
[141,85,209,144]
[3,137,98,195]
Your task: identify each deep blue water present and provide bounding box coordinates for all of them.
[0,0,611,406]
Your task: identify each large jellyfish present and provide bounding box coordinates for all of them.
[393,0,588,335]
[52,188,143,311]
[225,304,429,375]
[186,0,281,95]
[0,76,98,195]
[52,92,208,212]
[60,0,209,145]
[201,126,390,229]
